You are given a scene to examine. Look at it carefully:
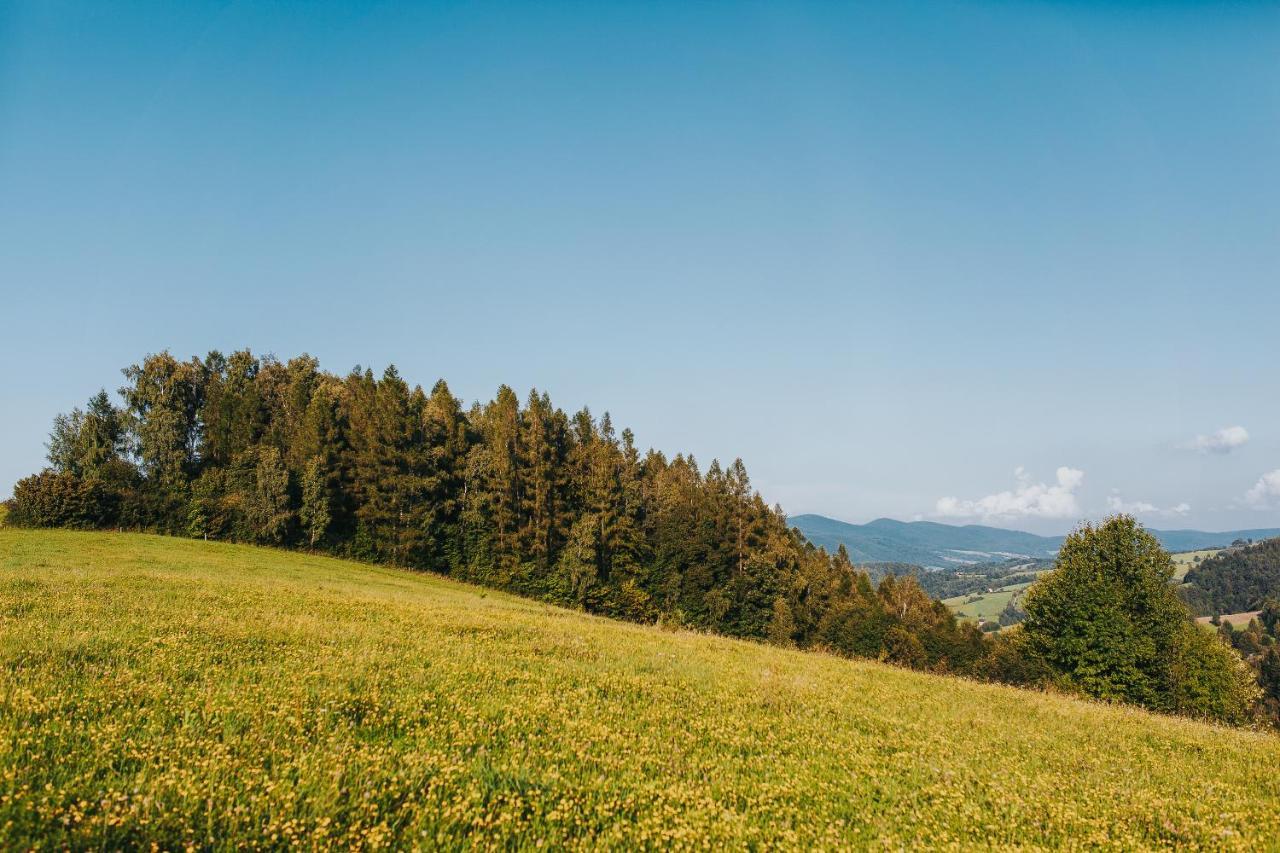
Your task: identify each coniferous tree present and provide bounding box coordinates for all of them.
[420,379,468,570]
[476,386,523,579]
[46,390,127,478]
[519,390,567,576]
[349,367,432,566]
[200,350,265,468]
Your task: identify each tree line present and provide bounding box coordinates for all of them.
[4,350,1263,725]
[9,351,988,671]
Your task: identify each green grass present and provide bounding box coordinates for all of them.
[3,529,1279,849]
[943,581,1032,624]
[1172,548,1223,582]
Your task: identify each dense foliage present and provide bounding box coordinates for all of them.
[1214,601,1280,724]
[8,350,986,673]
[1182,538,1280,616]
[1017,518,1260,725]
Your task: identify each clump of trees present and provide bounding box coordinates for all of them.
[8,351,985,673]
[6,351,1265,727]
[1182,538,1280,616]
[1214,601,1280,724]
[998,518,1260,726]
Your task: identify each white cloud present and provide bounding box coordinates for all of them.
[1106,495,1157,514]
[1105,493,1191,517]
[1245,470,1280,508]
[936,466,1084,522]
[1184,426,1249,454]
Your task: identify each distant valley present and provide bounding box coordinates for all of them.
[790,513,1280,570]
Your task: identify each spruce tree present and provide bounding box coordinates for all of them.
[518,390,566,573]
[420,379,469,571]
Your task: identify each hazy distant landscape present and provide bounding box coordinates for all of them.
[790,515,1280,629]
[790,513,1280,569]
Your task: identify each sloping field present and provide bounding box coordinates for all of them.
[1197,611,1263,629]
[1172,548,1224,582]
[944,581,1032,624]
[2,529,1279,849]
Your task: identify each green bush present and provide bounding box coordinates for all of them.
[8,471,118,529]
[976,627,1054,687]
[1168,622,1261,725]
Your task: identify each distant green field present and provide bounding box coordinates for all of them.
[945,548,1225,623]
[943,581,1032,624]
[3,529,1280,848]
[1172,548,1223,581]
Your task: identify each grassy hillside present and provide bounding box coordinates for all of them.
[1172,548,1224,582]
[3,530,1280,848]
[943,581,1032,625]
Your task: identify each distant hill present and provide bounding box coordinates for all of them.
[790,514,1280,569]
[790,515,1061,567]
[1150,528,1280,553]
[1182,537,1280,615]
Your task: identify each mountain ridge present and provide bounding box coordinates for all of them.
[790,513,1280,568]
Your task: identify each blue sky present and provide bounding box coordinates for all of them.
[2,1,1278,534]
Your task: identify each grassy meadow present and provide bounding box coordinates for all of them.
[3,529,1280,849]
[943,581,1032,625]
[1172,548,1223,582]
